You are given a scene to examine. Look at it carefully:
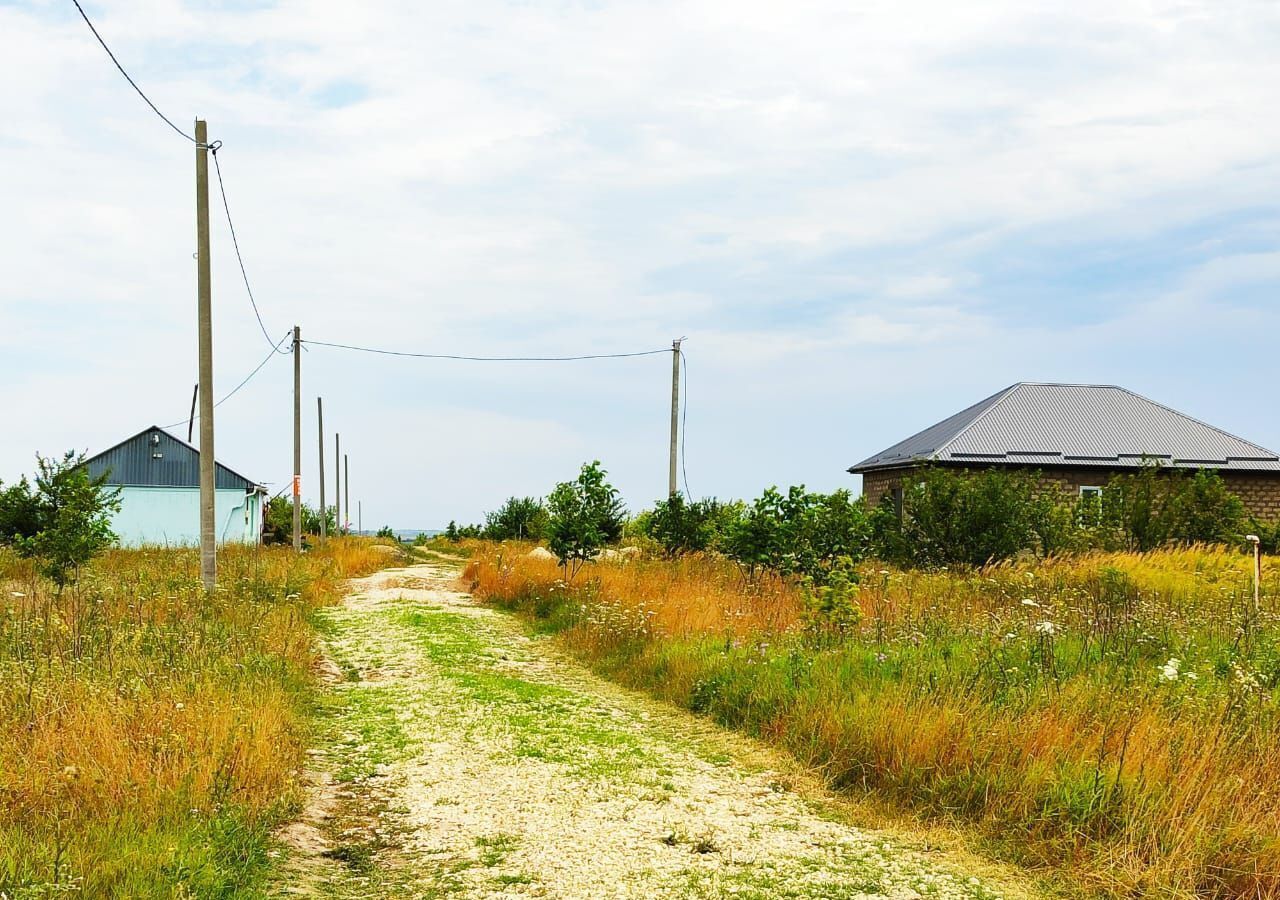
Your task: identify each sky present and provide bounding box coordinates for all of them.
[2,0,1279,529]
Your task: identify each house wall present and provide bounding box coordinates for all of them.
[111,486,263,547]
[858,465,1280,522]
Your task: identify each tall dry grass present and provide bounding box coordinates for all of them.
[466,544,1280,898]
[0,537,390,898]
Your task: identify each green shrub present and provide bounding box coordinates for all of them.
[643,494,739,557]
[722,486,871,582]
[1099,463,1245,551]
[483,496,548,541]
[874,467,1046,568]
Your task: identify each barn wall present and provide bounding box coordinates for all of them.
[111,487,262,547]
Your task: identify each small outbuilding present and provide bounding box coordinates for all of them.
[849,383,1280,521]
[84,426,267,547]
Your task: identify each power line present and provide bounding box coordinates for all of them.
[70,0,284,355]
[163,331,292,429]
[301,339,671,362]
[68,0,196,144]
[210,150,287,353]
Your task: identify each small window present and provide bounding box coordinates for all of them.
[891,486,905,520]
[1078,486,1103,525]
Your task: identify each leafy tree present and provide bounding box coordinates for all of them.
[644,494,736,557]
[264,498,336,544]
[722,487,869,581]
[5,452,121,589]
[484,496,549,541]
[375,525,397,540]
[445,520,462,542]
[546,461,625,579]
[0,476,42,543]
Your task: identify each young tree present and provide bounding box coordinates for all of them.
[546,461,625,579]
[7,452,121,589]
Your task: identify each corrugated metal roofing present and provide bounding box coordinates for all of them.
[849,383,1280,474]
[84,426,264,491]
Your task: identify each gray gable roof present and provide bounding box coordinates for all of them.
[849,383,1280,474]
[84,426,265,491]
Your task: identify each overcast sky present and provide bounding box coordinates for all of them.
[2,0,1279,528]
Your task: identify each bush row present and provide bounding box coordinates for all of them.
[447,460,1267,581]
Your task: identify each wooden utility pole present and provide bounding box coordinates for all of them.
[335,432,341,536]
[292,326,302,551]
[317,397,326,539]
[358,500,362,536]
[669,338,682,496]
[344,454,350,534]
[195,119,216,591]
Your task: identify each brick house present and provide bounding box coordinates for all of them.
[849,383,1280,522]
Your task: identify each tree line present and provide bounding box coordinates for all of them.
[448,460,1273,582]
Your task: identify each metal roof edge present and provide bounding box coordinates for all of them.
[930,382,1025,460]
[1114,386,1280,461]
[85,425,266,491]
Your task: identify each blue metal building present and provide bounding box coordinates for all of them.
[84,426,266,547]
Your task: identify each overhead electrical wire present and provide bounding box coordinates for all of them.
[69,0,195,144]
[301,339,671,362]
[69,0,284,355]
[210,151,288,353]
[162,331,292,430]
[67,0,696,489]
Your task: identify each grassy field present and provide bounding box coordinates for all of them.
[0,539,390,898]
[464,543,1280,899]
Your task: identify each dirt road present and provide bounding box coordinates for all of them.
[276,560,1034,899]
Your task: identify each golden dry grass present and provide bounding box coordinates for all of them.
[0,537,393,898]
[465,544,1280,899]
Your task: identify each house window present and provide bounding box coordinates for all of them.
[891,486,905,520]
[1078,486,1103,525]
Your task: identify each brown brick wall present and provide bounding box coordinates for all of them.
[857,465,1280,522]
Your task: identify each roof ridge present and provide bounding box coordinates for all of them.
[1114,386,1280,459]
[930,382,1024,458]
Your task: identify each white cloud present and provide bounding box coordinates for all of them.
[2,0,1279,522]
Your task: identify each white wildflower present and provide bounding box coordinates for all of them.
[1020,598,1038,608]
[1159,658,1180,682]
[1034,620,1057,636]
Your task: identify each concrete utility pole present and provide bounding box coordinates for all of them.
[317,397,326,539]
[335,432,341,536]
[344,454,350,534]
[292,325,302,552]
[669,338,683,497]
[195,119,216,591]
